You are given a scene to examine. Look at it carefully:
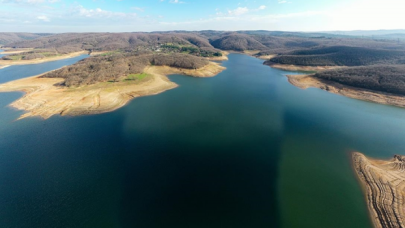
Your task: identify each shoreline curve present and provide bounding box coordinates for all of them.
[0,62,225,120]
[0,51,88,66]
[286,74,405,108]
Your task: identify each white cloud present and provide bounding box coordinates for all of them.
[226,5,266,16]
[170,0,184,3]
[73,5,137,18]
[132,7,144,12]
[37,15,49,21]
[1,0,405,33]
[1,0,59,3]
[227,7,249,16]
[27,0,45,3]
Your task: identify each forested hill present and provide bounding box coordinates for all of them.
[265,46,405,66]
[315,65,405,96]
[5,33,219,53]
[210,33,268,51]
[0,33,51,45]
[4,31,404,56]
[40,53,209,87]
[2,31,405,97]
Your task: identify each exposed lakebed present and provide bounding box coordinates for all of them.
[2,53,405,228]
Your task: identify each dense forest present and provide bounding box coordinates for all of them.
[209,33,268,51]
[315,65,405,96]
[40,52,208,87]
[4,33,219,54]
[265,46,405,66]
[4,31,404,56]
[0,33,51,45]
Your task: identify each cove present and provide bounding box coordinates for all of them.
[2,53,405,228]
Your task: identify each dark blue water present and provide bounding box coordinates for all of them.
[2,53,404,228]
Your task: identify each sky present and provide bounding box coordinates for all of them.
[0,0,404,33]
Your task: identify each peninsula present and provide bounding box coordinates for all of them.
[0,50,88,66]
[352,152,405,228]
[0,53,225,119]
[264,46,405,108]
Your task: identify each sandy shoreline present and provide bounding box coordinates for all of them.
[0,62,225,120]
[227,50,275,61]
[0,48,34,55]
[286,74,405,108]
[256,54,276,60]
[267,63,342,72]
[352,152,405,228]
[0,51,88,66]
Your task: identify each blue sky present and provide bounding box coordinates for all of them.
[0,0,404,32]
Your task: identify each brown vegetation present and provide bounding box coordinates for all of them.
[265,46,405,66]
[3,31,405,107]
[315,65,405,96]
[286,74,405,108]
[5,33,221,53]
[40,53,209,87]
[5,31,404,58]
[0,33,51,45]
[210,33,268,51]
[0,62,225,119]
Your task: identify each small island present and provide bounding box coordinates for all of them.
[352,152,405,228]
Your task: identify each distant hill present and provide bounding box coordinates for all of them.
[4,31,405,69]
[5,33,220,53]
[210,33,267,51]
[325,29,405,37]
[4,31,405,54]
[0,33,52,46]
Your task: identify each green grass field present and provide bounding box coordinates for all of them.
[126,73,150,81]
[9,55,22,60]
[101,51,122,56]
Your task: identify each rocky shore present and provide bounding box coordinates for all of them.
[352,152,405,228]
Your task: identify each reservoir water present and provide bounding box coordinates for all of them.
[0,55,88,84]
[2,53,404,227]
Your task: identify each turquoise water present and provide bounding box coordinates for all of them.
[2,53,404,227]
